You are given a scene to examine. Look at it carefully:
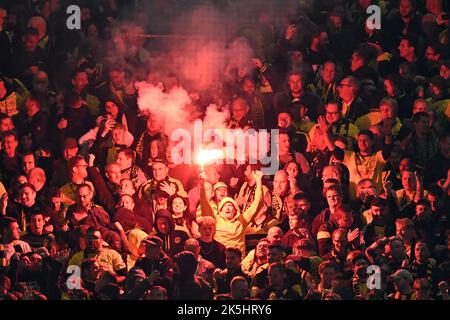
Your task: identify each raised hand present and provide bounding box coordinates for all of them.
[252,170,263,182]
[160,181,176,196]
[285,24,297,41]
[347,228,360,243]
[317,115,329,134]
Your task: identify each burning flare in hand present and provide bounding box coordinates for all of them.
[196,148,224,170]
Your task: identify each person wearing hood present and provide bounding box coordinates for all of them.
[126,228,148,271]
[26,16,49,51]
[200,170,264,256]
[153,209,189,258]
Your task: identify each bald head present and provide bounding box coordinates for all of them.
[267,227,283,243]
[184,238,200,259]
[105,162,121,185]
[231,97,250,122]
[273,170,289,196]
[28,167,46,192]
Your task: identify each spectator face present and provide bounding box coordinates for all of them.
[289,214,301,230]
[389,240,406,259]
[231,99,249,122]
[242,79,255,96]
[109,70,125,89]
[150,140,160,159]
[105,101,120,119]
[105,164,121,185]
[338,78,355,101]
[22,154,36,175]
[226,251,241,270]
[267,228,283,242]
[171,197,186,215]
[326,190,342,209]
[63,146,78,161]
[152,162,168,181]
[231,280,249,300]
[371,205,388,223]
[337,213,353,229]
[24,34,39,52]
[19,186,36,207]
[221,202,237,220]
[4,222,21,241]
[77,186,93,208]
[426,0,442,15]
[116,152,132,170]
[329,15,342,29]
[119,195,134,211]
[74,159,88,179]
[415,243,429,264]
[295,199,310,216]
[255,241,269,259]
[358,179,375,196]
[414,280,432,300]
[28,170,45,192]
[398,39,413,59]
[146,115,161,133]
[273,171,289,195]
[268,266,285,288]
[286,162,299,178]
[199,222,215,239]
[321,267,336,287]
[350,53,364,72]
[156,217,171,235]
[357,134,373,154]
[332,232,348,253]
[353,258,368,278]
[112,127,126,145]
[321,62,335,84]
[439,64,450,79]
[120,179,135,195]
[399,0,413,18]
[415,203,429,219]
[72,72,88,91]
[396,224,414,243]
[398,158,412,175]
[25,98,40,117]
[425,46,439,62]
[2,134,18,155]
[401,171,416,191]
[86,230,103,252]
[30,214,45,235]
[380,103,395,120]
[0,117,14,133]
[50,195,62,212]
[288,74,303,95]
[325,103,341,124]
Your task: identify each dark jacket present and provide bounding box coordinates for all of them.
[154,209,189,258]
[274,90,324,121]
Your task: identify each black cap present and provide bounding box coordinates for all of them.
[142,235,163,247]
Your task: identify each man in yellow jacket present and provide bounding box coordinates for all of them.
[200,170,264,256]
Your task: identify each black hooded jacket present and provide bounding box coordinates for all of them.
[154,209,189,258]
